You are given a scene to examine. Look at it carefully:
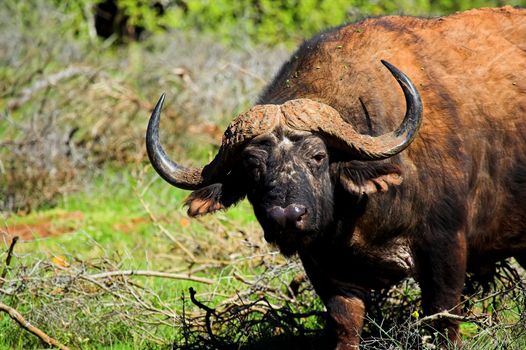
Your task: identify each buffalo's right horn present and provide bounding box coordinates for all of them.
[282,61,423,160]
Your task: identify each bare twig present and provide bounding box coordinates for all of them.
[0,301,70,350]
[472,286,519,304]
[189,287,219,345]
[88,269,214,285]
[189,287,216,316]
[412,310,485,327]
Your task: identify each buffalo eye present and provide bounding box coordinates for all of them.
[312,152,326,164]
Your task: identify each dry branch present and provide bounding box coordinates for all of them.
[412,310,484,327]
[88,269,215,284]
[189,286,221,347]
[0,301,70,350]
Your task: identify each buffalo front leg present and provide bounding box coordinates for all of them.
[325,294,366,349]
[300,253,367,349]
[415,229,467,347]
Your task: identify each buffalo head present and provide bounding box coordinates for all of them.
[146,61,422,255]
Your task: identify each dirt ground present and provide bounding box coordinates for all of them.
[0,212,84,242]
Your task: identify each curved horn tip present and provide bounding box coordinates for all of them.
[379,59,422,111]
[380,59,392,68]
[155,92,166,111]
[380,60,402,78]
[148,93,166,129]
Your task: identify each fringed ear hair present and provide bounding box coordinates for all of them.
[184,169,247,217]
[185,184,226,217]
[333,161,403,196]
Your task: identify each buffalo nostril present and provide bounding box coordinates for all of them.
[267,205,307,229]
[285,205,307,227]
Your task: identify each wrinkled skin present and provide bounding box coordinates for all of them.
[243,129,335,255]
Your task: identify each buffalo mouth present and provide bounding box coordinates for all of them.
[264,227,319,256]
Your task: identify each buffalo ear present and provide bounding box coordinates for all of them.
[333,161,403,196]
[185,178,246,217]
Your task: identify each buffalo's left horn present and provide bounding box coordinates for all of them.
[283,60,423,160]
[146,94,280,190]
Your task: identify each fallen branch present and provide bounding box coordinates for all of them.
[412,310,484,327]
[0,301,70,350]
[88,270,215,285]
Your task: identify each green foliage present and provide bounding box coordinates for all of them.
[119,0,176,32]
[110,0,526,45]
[120,0,525,45]
[10,0,525,46]
[176,0,352,44]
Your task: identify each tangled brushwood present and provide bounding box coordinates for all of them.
[174,261,525,350]
[177,265,326,350]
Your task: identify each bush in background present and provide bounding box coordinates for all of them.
[34,0,526,46]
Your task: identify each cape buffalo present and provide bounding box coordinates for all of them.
[146,6,526,348]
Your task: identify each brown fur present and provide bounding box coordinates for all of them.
[183,7,526,348]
